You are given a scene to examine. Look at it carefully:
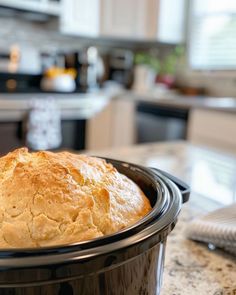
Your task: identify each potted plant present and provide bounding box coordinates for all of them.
[157,45,185,88]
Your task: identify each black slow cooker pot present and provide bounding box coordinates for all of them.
[0,158,190,295]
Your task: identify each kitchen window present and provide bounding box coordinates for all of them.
[189,0,236,70]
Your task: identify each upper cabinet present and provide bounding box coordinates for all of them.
[61,0,100,37]
[157,0,186,43]
[0,0,60,15]
[100,0,156,39]
[60,0,186,43]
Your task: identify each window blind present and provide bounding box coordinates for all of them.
[189,0,236,70]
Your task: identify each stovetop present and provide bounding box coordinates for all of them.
[0,73,86,94]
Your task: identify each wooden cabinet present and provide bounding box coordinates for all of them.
[100,0,156,39]
[60,0,186,43]
[187,109,236,154]
[86,99,136,150]
[101,0,186,42]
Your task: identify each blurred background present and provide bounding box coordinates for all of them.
[0,0,236,154]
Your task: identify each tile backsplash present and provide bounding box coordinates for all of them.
[0,14,170,52]
[0,12,235,97]
[0,16,84,51]
[176,64,236,97]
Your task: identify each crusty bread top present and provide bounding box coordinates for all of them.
[0,148,151,248]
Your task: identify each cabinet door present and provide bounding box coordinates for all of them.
[157,0,186,43]
[188,109,236,154]
[86,99,136,150]
[60,0,100,37]
[100,0,156,39]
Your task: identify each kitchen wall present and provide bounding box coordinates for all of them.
[0,11,235,97]
[0,13,172,52]
[0,15,88,51]
[176,58,236,97]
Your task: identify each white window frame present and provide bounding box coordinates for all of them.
[187,0,236,75]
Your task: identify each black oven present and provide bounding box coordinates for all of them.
[136,102,189,143]
[0,119,86,156]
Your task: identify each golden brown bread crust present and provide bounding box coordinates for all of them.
[0,148,151,248]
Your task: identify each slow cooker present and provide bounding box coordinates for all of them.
[0,158,190,295]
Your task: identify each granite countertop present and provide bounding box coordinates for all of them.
[0,90,236,122]
[121,90,236,113]
[91,141,236,295]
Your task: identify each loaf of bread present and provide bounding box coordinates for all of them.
[0,148,151,248]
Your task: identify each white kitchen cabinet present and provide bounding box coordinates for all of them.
[188,109,236,154]
[60,0,186,43]
[61,0,100,36]
[0,0,60,15]
[157,0,186,43]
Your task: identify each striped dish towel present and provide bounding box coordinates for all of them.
[26,98,62,150]
[186,203,236,255]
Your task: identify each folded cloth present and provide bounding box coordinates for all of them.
[185,203,236,255]
[26,98,62,150]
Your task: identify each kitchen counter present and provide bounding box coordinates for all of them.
[1,90,236,122]
[121,90,236,113]
[90,141,236,295]
[0,93,110,121]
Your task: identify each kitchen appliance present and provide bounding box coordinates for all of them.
[107,49,134,88]
[78,47,105,92]
[0,45,42,93]
[0,159,189,295]
[40,73,76,92]
[137,102,188,143]
[0,118,86,155]
[0,73,42,93]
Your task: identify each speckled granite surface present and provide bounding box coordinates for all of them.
[91,141,236,295]
[162,206,236,295]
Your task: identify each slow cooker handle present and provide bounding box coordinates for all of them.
[151,168,190,203]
